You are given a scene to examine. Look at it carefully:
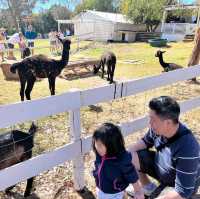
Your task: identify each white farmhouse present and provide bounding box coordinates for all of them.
[58,10,145,42]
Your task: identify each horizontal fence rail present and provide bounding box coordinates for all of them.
[0,64,200,191]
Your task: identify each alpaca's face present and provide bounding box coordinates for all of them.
[155,50,165,57]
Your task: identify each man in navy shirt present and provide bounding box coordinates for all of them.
[127,96,200,199]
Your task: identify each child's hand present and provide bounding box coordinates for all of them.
[134,190,144,199]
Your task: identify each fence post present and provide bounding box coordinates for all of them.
[69,91,85,190]
[77,38,80,51]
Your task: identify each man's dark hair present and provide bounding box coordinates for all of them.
[149,96,180,123]
[92,123,125,157]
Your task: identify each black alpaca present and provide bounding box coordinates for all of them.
[10,37,71,101]
[93,51,116,84]
[0,123,37,197]
[155,50,183,72]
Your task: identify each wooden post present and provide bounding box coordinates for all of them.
[77,38,80,51]
[187,27,200,82]
[69,89,85,190]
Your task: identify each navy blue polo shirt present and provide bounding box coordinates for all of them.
[142,123,200,198]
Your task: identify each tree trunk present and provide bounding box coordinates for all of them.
[7,0,19,31]
[187,27,200,82]
[152,24,159,32]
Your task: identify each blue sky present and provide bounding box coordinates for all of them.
[33,0,196,13]
[182,0,196,3]
[0,0,196,13]
[33,0,79,12]
[0,0,197,12]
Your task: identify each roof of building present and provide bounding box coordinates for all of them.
[74,10,133,24]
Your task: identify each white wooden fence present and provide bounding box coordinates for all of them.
[1,65,200,191]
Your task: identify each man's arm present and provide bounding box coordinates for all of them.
[129,128,155,152]
[129,139,147,152]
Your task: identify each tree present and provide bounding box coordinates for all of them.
[62,0,80,9]
[74,0,120,15]
[120,0,178,32]
[166,0,178,5]
[32,11,57,35]
[0,0,37,31]
[49,5,72,20]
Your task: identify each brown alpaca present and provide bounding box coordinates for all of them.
[155,50,183,72]
[93,51,116,84]
[10,37,71,101]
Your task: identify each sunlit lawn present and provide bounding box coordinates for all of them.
[0,39,194,105]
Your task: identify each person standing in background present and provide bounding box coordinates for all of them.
[7,32,24,60]
[0,28,6,62]
[25,25,37,55]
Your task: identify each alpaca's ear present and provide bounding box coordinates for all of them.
[155,51,159,57]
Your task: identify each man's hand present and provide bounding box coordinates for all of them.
[155,190,184,199]
[134,190,145,199]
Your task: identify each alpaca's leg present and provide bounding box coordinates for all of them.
[110,64,115,83]
[48,76,56,95]
[22,151,34,197]
[48,78,52,94]
[48,78,53,95]
[24,177,34,197]
[51,77,56,95]
[25,77,36,100]
[107,65,111,81]
[20,80,26,101]
[101,64,105,78]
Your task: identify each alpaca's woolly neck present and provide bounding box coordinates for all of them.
[56,43,70,70]
[158,54,170,68]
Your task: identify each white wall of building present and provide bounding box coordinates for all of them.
[74,20,114,41]
[73,11,146,42]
